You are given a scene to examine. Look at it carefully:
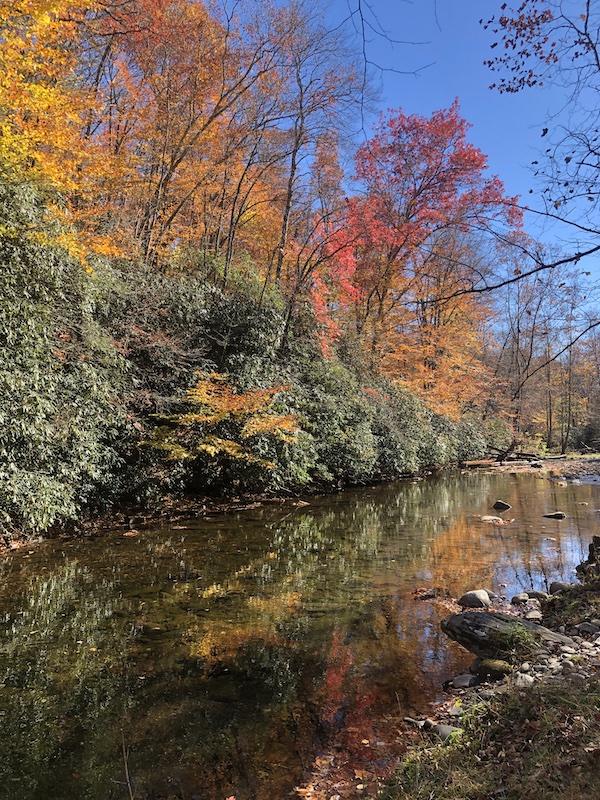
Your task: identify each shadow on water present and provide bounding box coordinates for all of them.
[0,471,598,799]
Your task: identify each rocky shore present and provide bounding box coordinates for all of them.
[405,581,600,739]
[382,539,600,800]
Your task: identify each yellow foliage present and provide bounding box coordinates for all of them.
[150,373,299,465]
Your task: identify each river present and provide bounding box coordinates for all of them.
[0,470,598,800]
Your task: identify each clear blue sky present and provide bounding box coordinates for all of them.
[328,0,600,276]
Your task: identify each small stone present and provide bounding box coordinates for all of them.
[560,645,577,654]
[520,662,531,673]
[514,672,535,688]
[550,581,571,594]
[544,511,566,519]
[527,590,549,600]
[578,622,600,635]
[590,619,600,627]
[493,500,512,511]
[477,659,513,681]
[511,592,530,605]
[581,641,594,650]
[458,590,491,608]
[451,674,480,689]
[570,673,587,687]
[561,660,575,673]
[431,723,462,742]
[469,657,483,674]
[525,610,543,622]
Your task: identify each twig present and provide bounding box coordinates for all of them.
[121,728,136,800]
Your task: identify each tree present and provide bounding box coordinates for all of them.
[0,0,92,189]
[324,103,520,413]
[488,239,599,449]
[484,1,600,265]
[149,372,299,491]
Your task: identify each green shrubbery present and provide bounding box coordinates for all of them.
[0,181,498,538]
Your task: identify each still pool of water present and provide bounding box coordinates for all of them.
[0,471,599,799]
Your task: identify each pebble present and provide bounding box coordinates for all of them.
[520,662,531,673]
[431,723,462,742]
[527,590,549,600]
[578,622,600,635]
[451,674,480,689]
[525,610,543,622]
[511,592,530,605]
[514,672,535,688]
[560,646,577,654]
[458,590,491,609]
[550,581,571,594]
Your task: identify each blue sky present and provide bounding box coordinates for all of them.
[328,0,600,276]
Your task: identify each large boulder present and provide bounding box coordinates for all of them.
[440,611,574,659]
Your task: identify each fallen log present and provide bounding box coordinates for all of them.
[440,611,574,659]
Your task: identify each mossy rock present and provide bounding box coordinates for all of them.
[441,611,575,659]
[477,658,513,681]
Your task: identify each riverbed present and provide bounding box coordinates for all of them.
[0,470,598,799]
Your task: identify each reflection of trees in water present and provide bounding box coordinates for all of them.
[0,563,131,799]
[0,472,597,799]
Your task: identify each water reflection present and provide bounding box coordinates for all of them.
[0,471,598,799]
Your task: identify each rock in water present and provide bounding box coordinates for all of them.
[440,611,574,658]
[458,589,491,608]
[576,535,600,580]
[493,500,512,511]
[543,511,566,519]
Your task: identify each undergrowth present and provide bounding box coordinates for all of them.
[381,680,600,800]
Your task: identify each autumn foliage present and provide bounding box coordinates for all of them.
[150,372,299,477]
[5,0,594,476]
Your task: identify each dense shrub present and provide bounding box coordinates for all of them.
[0,187,497,536]
[0,234,127,533]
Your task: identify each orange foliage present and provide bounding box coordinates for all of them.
[151,373,299,466]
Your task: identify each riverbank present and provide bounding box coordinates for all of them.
[379,568,600,799]
[3,455,599,557]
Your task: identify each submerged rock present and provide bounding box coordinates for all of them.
[543,511,567,519]
[493,500,512,511]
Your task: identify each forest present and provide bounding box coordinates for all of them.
[1,0,599,540]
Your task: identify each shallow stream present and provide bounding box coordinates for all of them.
[1,471,599,799]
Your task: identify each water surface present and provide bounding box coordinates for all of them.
[1,471,598,799]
